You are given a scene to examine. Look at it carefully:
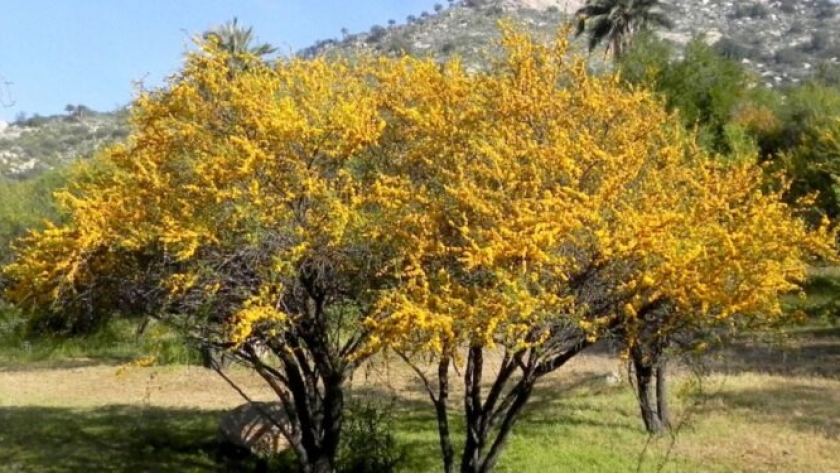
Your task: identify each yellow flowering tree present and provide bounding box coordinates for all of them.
[5,43,402,472]
[3,26,834,473]
[357,27,833,471]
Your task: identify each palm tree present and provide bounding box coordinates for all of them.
[574,0,672,62]
[202,17,276,58]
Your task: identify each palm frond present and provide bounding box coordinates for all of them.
[575,0,672,60]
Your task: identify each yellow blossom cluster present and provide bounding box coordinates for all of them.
[3,25,833,358]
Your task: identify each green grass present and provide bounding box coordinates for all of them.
[382,380,725,473]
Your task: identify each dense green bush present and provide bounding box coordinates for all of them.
[731,81,840,223]
[616,31,673,86]
[619,35,753,154]
[618,32,840,224]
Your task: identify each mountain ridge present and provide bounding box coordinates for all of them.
[2,0,838,178]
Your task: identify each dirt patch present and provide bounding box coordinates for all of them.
[0,352,623,410]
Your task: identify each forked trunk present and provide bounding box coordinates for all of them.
[430,346,537,473]
[297,375,344,473]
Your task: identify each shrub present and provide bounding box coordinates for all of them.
[486,5,504,16]
[816,0,837,19]
[815,62,840,88]
[386,34,413,56]
[336,400,404,473]
[788,21,805,35]
[620,32,769,160]
[774,47,808,65]
[803,31,831,53]
[20,114,50,128]
[779,0,797,14]
[367,25,387,43]
[657,38,752,154]
[731,2,769,19]
[617,30,673,86]
[714,37,757,61]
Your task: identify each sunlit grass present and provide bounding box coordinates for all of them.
[3,364,838,472]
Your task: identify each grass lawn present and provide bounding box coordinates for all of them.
[2,327,839,473]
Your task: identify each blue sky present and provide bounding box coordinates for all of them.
[0,0,443,122]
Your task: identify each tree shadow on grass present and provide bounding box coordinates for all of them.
[346,370,644,471]
[701,381,840,440]
[704,328,840,378]
[0,405,266,472]
[352,368,639,424]
[519,372,642,433]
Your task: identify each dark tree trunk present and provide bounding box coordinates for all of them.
[398,352,456,473]
[655,357,670,429]
[323,376,345,467]
[282,370,344,473]
[267,307,347,473]
[309,455,335,473]
[289,367,345,473]
[461,347,485,473]
[435,358,456,473]
[474,380,533,473]
[633,350,663,434]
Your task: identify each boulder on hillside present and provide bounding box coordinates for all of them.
[218,401,291,455]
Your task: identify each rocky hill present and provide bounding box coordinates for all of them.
[0,108,128,178]
[305,0,840,84]
[664,0,840,85]
[2,0,838,179]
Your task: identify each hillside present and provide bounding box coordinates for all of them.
[304,0,840,84]
[2,0,838,179]
[0,108,128,178]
